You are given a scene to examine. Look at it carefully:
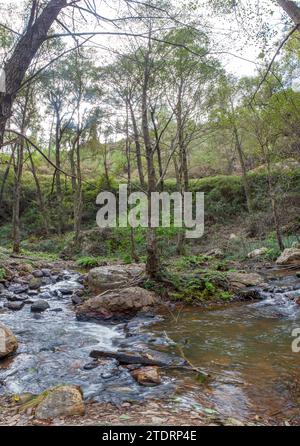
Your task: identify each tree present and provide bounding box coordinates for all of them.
[0,0,69,144]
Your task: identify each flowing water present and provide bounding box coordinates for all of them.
[0,272,173,404]
[150,270,300,421]
[0,268,300,421]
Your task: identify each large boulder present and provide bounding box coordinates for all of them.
[35,385,85,420]
[78,286,159,319]
[88,264,145,292]
[0,323,18,358]
[276,248,300,265]
[227,272,265,290]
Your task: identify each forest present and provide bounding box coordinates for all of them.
[0,0,300,429]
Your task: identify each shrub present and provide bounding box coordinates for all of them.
[76,256,100,268]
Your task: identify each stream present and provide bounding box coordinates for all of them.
[0,268,300,422]
[150,269,300,421]
[0,271,174,404]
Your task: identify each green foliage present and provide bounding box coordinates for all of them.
[0,268,6,281]
[76,256,101,268]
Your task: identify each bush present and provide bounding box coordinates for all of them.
[76,256,101,268]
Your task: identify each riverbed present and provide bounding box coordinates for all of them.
[0,268,300,423]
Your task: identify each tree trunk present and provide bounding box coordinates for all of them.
[262,142,285,251]
[129,101,145,189]
[176,79,188,255]
[233,126,253,213]
[277,0,300,24]
[125,101,139,263]
[27,145,50,236]
[12,86,31,253]
[151,108,164,192]
[12,140,24,253]
[54,110,63,235]
[0,0,67,145]
[142,35,160,278]
[74,130,83,246]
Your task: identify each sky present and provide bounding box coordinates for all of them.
[0,0,290,78]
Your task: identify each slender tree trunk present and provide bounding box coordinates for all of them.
[12,86,31,253]
[12,140,24,253]
[233,126,253,213]
[103,140,110,188]
[27,144,50,236]
[142,35,160,278]
[151,109,164,191]
[129,101,145,189]
[54,110,63,235]
[262,142,285,251]
[125,100,138,262]
[176,80,188,255]
[74,130,83,245]
[48,112,55,159]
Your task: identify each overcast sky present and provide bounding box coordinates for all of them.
[0,0,290,78]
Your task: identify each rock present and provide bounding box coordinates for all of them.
[6,293,28,302]
[276,248,300,265]
[35,386,85,420]
[88,264,145,292]
[83,361,99,371]
[32,270,43,278]
[78,287,159,318]
[238,289,263,300]
[8,284,28,294]
[72,295,83,306]
[20,264,34,274]
[5,301,25,311]
[292,242,300,249]
[0,323,18,358]
[29,277,42,290]
[0,290,16,300]
[229,233,238,240]
[296,298,300,305]
[131,366,161,387]
[41,269,51,277]
[58,288,73,295]
[31,300,50,313]
[73,288,84,297]
[38,292,53,300]
[227,272,264,290]
[247,247,268,258]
